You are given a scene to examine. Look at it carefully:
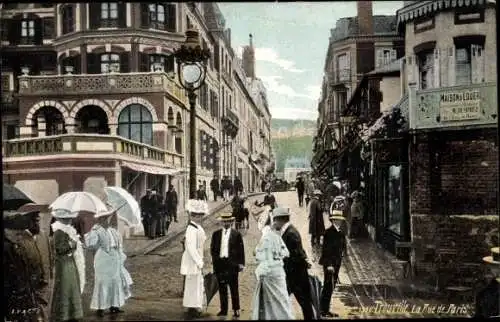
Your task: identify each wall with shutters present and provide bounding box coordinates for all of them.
[404,6,496,88]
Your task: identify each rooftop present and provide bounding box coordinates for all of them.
[330,15,398,42]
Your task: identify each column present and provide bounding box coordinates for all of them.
[109,124,118,135]
[37,115,46,137]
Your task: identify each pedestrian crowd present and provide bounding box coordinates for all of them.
[4,208,133,322]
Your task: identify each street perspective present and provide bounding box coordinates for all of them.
[3,1,500,321]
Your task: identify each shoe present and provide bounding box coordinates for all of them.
[321,311,338,318]
[110,307,124,314]
[216,311,227,316]
[96,310,104,317]
[233,310,240,318]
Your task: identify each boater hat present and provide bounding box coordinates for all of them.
[218,212,235,221]
[329,209,346,221]
[272,207,291,219]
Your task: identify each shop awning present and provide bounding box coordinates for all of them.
[237,151,252,168]
[122,161,182,176]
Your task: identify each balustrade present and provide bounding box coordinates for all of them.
[4,134,183,167]
[17,72,188,105]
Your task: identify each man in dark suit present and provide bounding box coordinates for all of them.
[165,185,178,223]
[140,189,154,237]
[296,176,305,207]
[319,212,346,318]
[272,207,315,320]
[210,213,245,318]
[210,176,220,201]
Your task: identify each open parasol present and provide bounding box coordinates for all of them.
[104,186,141,227]
[50,191,110,218]
[3,183,34,211]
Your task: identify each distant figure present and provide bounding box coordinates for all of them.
[296,177,305,207]
[222,176,231,201]
[309,189,326,248]
[210,176,220,202]
[231,194,246,230]
[165,185,178,223]
[196,184,208,201]
[233,176,243,195]
[140,189,154,237]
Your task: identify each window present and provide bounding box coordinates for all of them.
[418,50,434,90]
[149,3,165,30]
[100,53,120,73]
[455,46,471,86]
[149,54,174,72]
[118,104,153,145]
[62,5,74,34]
[175,137,182,154]
[336,54,350,82]
[20,20,35,44]
[100,2,119,28]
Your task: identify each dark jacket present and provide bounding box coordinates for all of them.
[233,179,243,192]
[165,190,178,210]
[282,224,309,275]
[196,188,207,201]
[210,179,219,192]
[210,228,245,274]
[308,197,326,237]
[140,195,155,217]
[296,180,305,194]
[319,226,344,267]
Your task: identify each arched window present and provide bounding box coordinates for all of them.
[118,104,153,145]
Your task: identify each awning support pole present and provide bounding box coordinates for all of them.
[126,172,142,191]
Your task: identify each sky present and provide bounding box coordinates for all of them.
[218,1,403,121]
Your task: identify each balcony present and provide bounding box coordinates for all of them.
[17,72,188,106]
[408,82,497,131]
[2,134,183,169]
[222,109,239,138]
[336,69,351,84]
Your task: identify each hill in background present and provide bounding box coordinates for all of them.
[271,119,315,172]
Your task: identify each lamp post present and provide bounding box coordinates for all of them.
[174,29,210,199]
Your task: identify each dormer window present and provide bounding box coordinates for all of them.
[141,3,176,32]
[100,3,119,28]
[20,20,35,44]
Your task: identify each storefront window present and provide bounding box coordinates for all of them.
[387,165,402,235]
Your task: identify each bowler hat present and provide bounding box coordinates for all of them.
[3,210,40,229]
[218,212,235,221]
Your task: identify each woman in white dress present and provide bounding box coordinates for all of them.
[85,214,133,317]
[251,210,294,320]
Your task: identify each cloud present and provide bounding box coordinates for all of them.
[236,46,305,73]
[259,76,318,100]
[271,107,317,120]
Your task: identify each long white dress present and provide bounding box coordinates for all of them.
[251,225,295,320]
[180,222,207,309]
[85,225,133,310]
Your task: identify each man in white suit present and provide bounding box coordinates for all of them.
[180,199,208,319]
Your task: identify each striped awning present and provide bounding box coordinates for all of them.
[397,0,489,25]
[122,161,182,176]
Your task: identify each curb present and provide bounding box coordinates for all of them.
[134,192,266,256]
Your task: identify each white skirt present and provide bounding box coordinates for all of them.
[183,274,206,309]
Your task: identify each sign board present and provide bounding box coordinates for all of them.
[439,90,481,122]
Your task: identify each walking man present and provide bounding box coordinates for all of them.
[165,185,178,223]
[140,189,154,237]
[319,211,345,318]
[309,189,326,248]
[148,190,161,239]
[210,212,245,318]
[210,176,220,202]
[233,176,243,195]
[296,176,305,207]
[196,184,208,201]
[272,207,315,320]
[180,199,208,319]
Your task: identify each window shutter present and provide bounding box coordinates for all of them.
[375,49,384,68]
[118,2,126,28]
[166,4,176,32]
[1,19,9,41]
[471,44,485,84]
[87,53,99,74]
[447,46,456,87]
[34,17,43,45]
[8,19,20,45]
[345,51,351,71]
[89,3,100,29]
[42,17,55,39]
[140,3,149,28]
[74,55,82,74]
[390,49,397,62]
[165,54,174,73]
[433,48,440,88]
[120,52,130,73]
[139,52,149,72]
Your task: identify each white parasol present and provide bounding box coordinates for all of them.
[104,186,141,227]
[50,191,110,218]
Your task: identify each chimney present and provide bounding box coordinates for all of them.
[242,33,255,79]
[357,1,374,35]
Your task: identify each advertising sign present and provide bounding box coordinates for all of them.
[439,90,481,122]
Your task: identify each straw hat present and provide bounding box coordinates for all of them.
[329,209,346,221]
[272,207,291,219]
[218,212,235,221]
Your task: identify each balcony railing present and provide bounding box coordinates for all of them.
[3,134,183,168]
[17,72,188,105]
[409,82,497,131]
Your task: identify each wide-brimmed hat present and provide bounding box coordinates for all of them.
[218,212,234,221]
[329,209,346,221]
[3,210,40,229]
[272,207,291,219]
[313,189,322,195]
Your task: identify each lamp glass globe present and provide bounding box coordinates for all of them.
[181,64,202,84]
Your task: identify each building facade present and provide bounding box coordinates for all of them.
[1,3,272,213]
[283,157,311,183]
[312,1,404,178]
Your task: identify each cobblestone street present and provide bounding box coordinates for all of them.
[80,192,473,321]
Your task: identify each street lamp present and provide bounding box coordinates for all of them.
[174,29,210,199]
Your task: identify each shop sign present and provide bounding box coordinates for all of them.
[439,90,481,122]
